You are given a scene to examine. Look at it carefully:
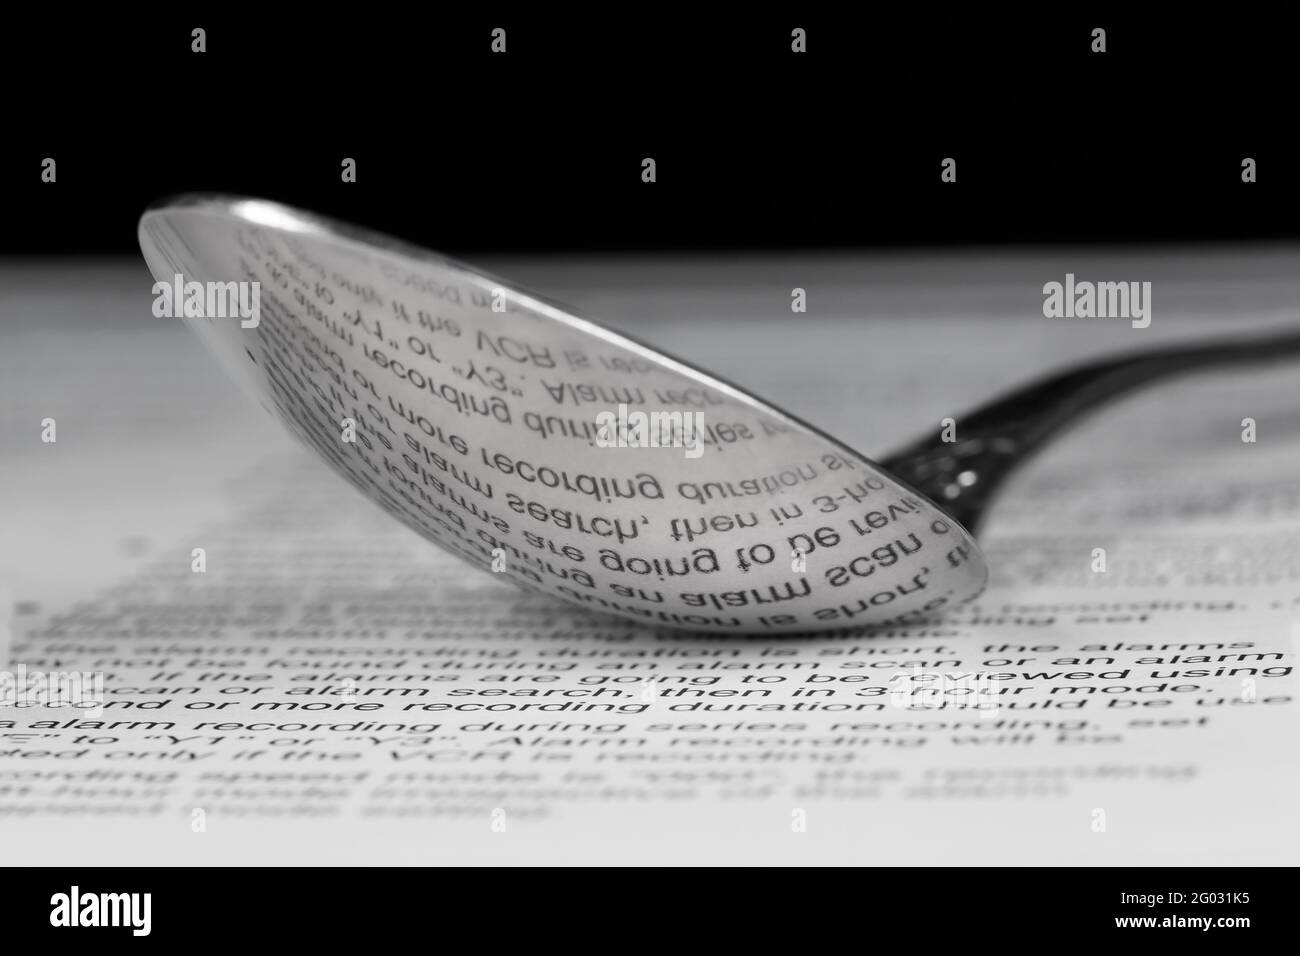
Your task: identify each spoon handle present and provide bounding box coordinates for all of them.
[878,324,1300,534]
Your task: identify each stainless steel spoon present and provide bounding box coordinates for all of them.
[137,195,1294,634]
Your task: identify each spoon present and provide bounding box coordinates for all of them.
[136,196,1292,634]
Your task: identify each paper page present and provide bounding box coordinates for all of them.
[2,252,1298,865]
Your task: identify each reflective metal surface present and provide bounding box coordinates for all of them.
[137,196,988,634]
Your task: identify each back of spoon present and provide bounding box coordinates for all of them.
[138,195,989,635]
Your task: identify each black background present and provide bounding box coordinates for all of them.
[0,865,1283,943]
[3,9,1293,255]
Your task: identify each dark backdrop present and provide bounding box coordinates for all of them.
[3,9,1293,255]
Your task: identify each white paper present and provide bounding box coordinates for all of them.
[2,252,1298,864]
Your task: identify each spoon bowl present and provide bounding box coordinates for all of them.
[138,195,988,634]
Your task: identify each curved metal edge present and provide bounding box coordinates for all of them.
[137,193,991,603]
